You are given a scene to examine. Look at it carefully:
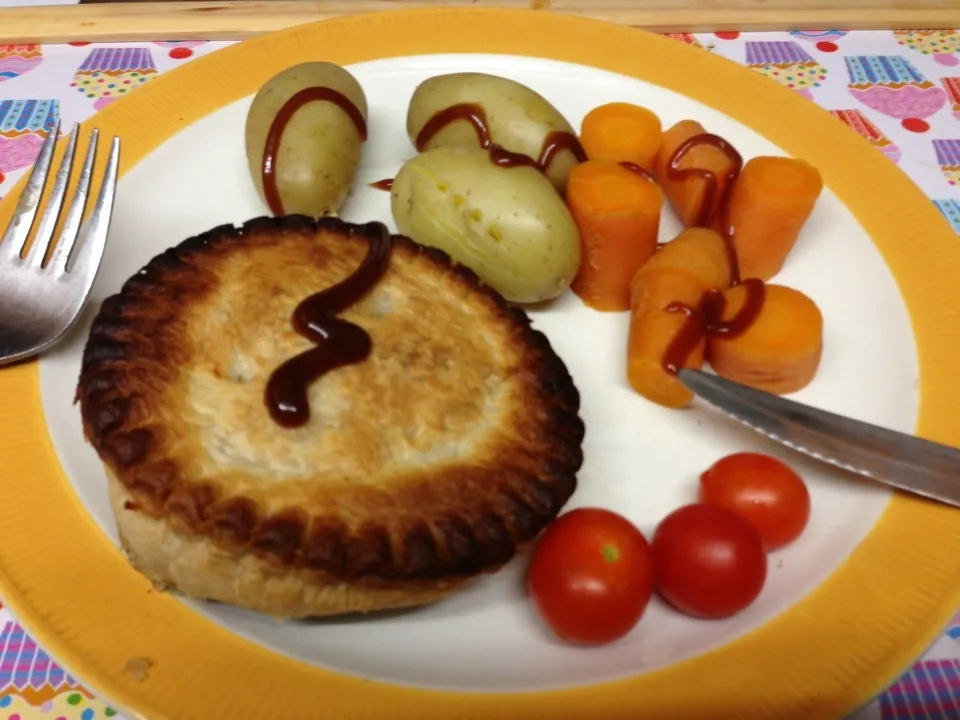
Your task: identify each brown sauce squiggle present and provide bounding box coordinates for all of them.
[539,131,589,170]
[657,132,762,375]
[665,132,744,285]
[489,145,540,170]
[415,102,587,173]
[262,87,368,216]
[265,223,392,428]
[619,161,658,184]
[660,278,766,375]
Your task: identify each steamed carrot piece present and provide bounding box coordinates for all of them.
[727,156,824,281]
[633,227,732,294]
[580,103,663,170]
[627,269,706,409]
[655,120,739,228]
[567,160,664,312]
[626,228,731,408]
[706,283,824,394]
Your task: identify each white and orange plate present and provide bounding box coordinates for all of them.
[1,10,959,720]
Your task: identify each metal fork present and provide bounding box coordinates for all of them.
[0,120,120,367]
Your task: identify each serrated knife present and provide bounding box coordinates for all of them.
[677,368,960,509]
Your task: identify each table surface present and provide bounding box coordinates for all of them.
[1,28,960,720]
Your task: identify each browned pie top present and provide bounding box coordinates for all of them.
[77,215,584,582]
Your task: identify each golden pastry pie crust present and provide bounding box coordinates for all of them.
[77,216,584,617]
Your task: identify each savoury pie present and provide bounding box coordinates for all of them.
[77,216,584,618]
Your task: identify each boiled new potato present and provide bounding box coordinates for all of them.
[391,146,581,304]
[406,73,582,192]
[245,62,368,217]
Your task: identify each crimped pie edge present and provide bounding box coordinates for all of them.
[76,215,585,585]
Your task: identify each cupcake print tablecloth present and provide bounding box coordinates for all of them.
[1,29,960,720]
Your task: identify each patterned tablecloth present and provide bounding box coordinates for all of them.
[1,27,960,720]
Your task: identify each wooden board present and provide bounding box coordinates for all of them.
[0,0,958,44]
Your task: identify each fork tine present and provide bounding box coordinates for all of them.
[26,123,79,267]
[0,118,60,260]
[47,128,98,273]
[54,134,119,279]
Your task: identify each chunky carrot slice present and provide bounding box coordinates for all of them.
[568,159,664,311]
[655,120,740,228]
[633,227,732,294]
[626,229,731,408]
[706,283,823,394]
[727,156,823,281]
[628,268,707,408]
[580,102,663,170]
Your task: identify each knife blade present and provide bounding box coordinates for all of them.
[677,368,960,509]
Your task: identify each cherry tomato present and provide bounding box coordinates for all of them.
[699,452,810,550]
[527,507,654,645]
[651,504,766,619]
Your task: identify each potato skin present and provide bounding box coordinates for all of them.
[245,62,368,217]
[406,72,581,192]
[391,146,581,304]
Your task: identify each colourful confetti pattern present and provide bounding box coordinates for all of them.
[845,55,947,124]
[0,30,958,720]
[0,46,42,83]
[935,198,960,233]
[831,108,902,163]
[879,660,960,718]
[934,139,960,185]
[745,40,828,98]
[0,99,59,175]
[69,48,158,111]
[895,30,960,67]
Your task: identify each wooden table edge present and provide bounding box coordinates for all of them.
[1,0,959,43]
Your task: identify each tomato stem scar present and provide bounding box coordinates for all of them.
[602,544,620,563]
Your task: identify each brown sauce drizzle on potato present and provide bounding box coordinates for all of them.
[415,102,587,172]
[262,87,368,215]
